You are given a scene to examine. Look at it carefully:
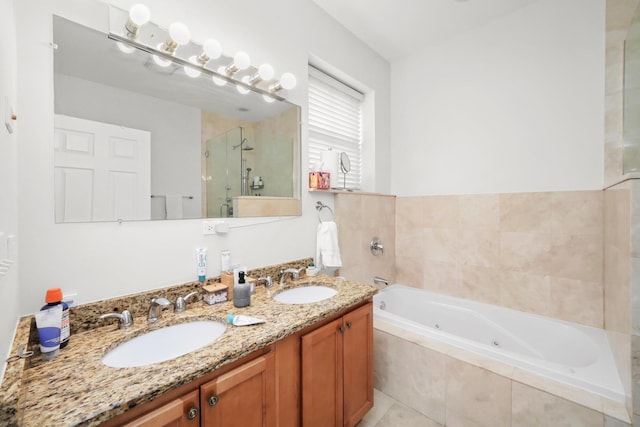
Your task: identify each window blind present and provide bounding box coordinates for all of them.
[308,66,363,190]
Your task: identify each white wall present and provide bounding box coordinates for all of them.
[391,0,605,196]
[12,0,390,316]
[54,74,202,219]
[0,0,19,373]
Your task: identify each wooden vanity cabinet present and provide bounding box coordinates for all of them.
[122,389,199,427]
[103,301,372,427]
[200,353,275,427]
[301,302,373,427]
[103,350,275,427]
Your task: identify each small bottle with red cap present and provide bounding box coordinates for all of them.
[41,288,70,349]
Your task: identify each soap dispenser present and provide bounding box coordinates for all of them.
[233,271,251,308]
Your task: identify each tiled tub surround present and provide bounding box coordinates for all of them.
[373,285,628,425]
[395,191,604,328]
[374,327,627,427]
[0,259,377,426]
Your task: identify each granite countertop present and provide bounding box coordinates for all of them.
[1,275,376,426]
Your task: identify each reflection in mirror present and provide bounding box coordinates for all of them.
[624,3,640,173]
[52,15,300,223]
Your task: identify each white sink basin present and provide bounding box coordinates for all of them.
[274,285,338,304]
[102,320,226,368]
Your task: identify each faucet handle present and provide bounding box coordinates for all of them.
[175,291,199,313]
[257,276,273,288]
[99,310,134,329]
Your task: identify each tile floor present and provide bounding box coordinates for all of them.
[357,389,442,427]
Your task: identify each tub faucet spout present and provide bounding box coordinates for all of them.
[374,276,389,287]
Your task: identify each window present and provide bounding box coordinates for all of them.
[308,65,364,190]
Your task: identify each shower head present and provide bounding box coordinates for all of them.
[232,138,254,150]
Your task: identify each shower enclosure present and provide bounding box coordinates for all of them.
[204,126,254,217]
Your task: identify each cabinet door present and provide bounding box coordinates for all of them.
[123,389,199,427]
[200,353,275,427]
[343,303,374,427]
[301,318,344,427]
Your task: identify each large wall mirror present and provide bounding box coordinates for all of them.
[53,14,301,223]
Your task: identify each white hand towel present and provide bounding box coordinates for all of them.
[316,221,342,269]
[165,195,183,219]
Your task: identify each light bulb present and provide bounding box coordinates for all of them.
[184,56,201,78]
[152,43,172,67]
[280,72,297,90]
[237,76,251,95]
[202,39,222,61]
[263,94,276,103]
[117,42,135,54]
[169,22,191,46]
[129,4,151,26]
[125,4,150,39]
[233,51,251,71]
[258,64,274,81]
[212,66,228,86]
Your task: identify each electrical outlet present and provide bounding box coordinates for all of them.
[202,220,219,235]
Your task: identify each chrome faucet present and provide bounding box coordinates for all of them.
[257,276,273,288]
[99,310,134,329]
[373,276,389,287]
[175,291,199,313]
[279,268,303,286]
[148,297,172,323]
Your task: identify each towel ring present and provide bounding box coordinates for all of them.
[316,201,334,223]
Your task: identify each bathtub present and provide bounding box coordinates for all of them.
[373,285,624,404]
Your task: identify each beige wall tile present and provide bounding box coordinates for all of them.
[424,228,459,263]
[605,142,623,186]
[607,331,631,415]
[500,272,551,316]
[362,194,395,230]
[459,265,502,304]
[512,382,603,427]
[605,415,631,427]
[445,358,511,427]
[633,334,640,416]
[551,191,603,236]
[500,193,552,233]
[605,92,623,144]
[374,402,442,427]
[396,196,423,229]
[550,278,604,328]
[458,229,500,268]
[606,45,625,95]
[374,330,446,424]
[607,0,640,48]
[633,257,640,334]
[396,255,424,288]
[397,227,425,258]
[335,193,364,231]
[551,233,603,282]
[423,195,459,229]
[459,194,500,231]
[423,260,459,295]
[500,232,552,275]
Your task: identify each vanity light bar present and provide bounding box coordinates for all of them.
[108,32,287,102]
[111,4,296,101]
